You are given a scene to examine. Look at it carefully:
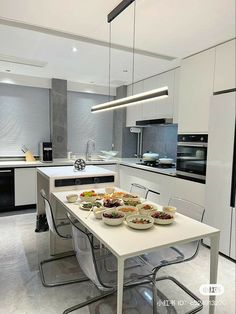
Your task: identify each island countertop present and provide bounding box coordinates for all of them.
[37,165,116,180]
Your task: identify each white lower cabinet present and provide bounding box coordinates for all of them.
[119,165,205,207]
[172,177,205,207]
[15,168,37,206]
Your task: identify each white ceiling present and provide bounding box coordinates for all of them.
[0,0,235,87]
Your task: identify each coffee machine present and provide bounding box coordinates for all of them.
[40,142,53,162]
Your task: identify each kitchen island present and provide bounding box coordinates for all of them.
[37,165,116,255]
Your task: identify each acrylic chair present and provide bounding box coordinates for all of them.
[130,183,149,199]
[142,197,205,314]
[39,189,89,287]
[63,212,153,314]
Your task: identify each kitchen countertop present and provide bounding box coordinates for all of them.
[37,165,115,179]
[0,157,176,177]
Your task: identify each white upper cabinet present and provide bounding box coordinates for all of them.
[126,69,177,126]
[126,81,143,127]
[214,39,236,92]
[178,48,215,134]
[142,70,175,120]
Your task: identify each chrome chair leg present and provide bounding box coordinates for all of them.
[39,252,89,287]
[63,290,116,314]
[153,275,203,314]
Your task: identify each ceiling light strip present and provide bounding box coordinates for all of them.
[91,86,168,113]
[107,0,135,23]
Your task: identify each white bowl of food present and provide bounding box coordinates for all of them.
[151,211,175,225]
[126,214,154,230]
[111,191,126,199]
[103,198,123,208]
[80,190,97,203]
[137,203,158,215]
[102,210,125,226]
[79,202,93,211]
[116,205,138,217]
[66,194,78,203]
[123,193,141,205]
[163,206,177,216]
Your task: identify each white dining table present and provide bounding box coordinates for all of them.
[52,189,220,314]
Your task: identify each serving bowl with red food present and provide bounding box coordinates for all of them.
[103,198,123,208]
[151,211,175,225]
[80,190,97,203]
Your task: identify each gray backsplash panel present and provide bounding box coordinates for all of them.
[142,124,178,160]
[67,91,113,155]
[0,83,50,156]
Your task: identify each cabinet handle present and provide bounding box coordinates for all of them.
[0,170,12,173]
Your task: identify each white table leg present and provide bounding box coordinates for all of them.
[209,232,220,314]
[117,258,125,314]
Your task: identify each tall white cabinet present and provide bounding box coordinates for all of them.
[178,48,215,134]
[214,39,236,92]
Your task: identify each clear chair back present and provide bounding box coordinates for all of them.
[130,183,148,199]
[168,197,205,222]
[40,189,57,235]
[146,189,160,204]
[168,197,205,260]
[68,214,111,292]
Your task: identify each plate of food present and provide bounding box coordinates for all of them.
[102,210,125,226]
[126,214,154,230]
[96,193,105,200]
[151,211,175,225]
[137,203,158,215]
[79,202,93,211]
[103,198,123,208]
[111,191,126,199]
[116,205,138,217]
[80,190,97,203]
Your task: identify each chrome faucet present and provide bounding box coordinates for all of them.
[86,139,96,161]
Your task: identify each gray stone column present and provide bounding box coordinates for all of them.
[50,78,67,158]
[112,85,137,157]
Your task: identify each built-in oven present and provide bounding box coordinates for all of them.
[176,134,208,183]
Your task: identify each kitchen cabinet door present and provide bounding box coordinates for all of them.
[173,67,180,124]
[142,70,175,120]
[214,39,236,92]
[178,48,215,133]
[142,75,159,119]
[15,168,36,206]
[126,81,143,127]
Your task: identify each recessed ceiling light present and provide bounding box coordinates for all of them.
[123,69,128,73]
[5,69,11,72]
[72,47,78,52]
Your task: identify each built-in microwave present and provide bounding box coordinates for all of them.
[176,134,208,183]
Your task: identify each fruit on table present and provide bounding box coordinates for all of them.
[151,211,173,219]
[80,190,97,197]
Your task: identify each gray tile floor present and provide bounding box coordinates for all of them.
[0,210,235,314]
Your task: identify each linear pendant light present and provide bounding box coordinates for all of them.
[91,0,168,113]
[91,86,168,113]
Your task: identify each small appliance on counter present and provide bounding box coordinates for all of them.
[40,142,53,163]
[137,152,175,169]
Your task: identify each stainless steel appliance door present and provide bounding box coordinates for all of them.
[177,144,207,178]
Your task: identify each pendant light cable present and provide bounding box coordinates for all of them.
[108,23,112,101]
[131,0,136,96]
